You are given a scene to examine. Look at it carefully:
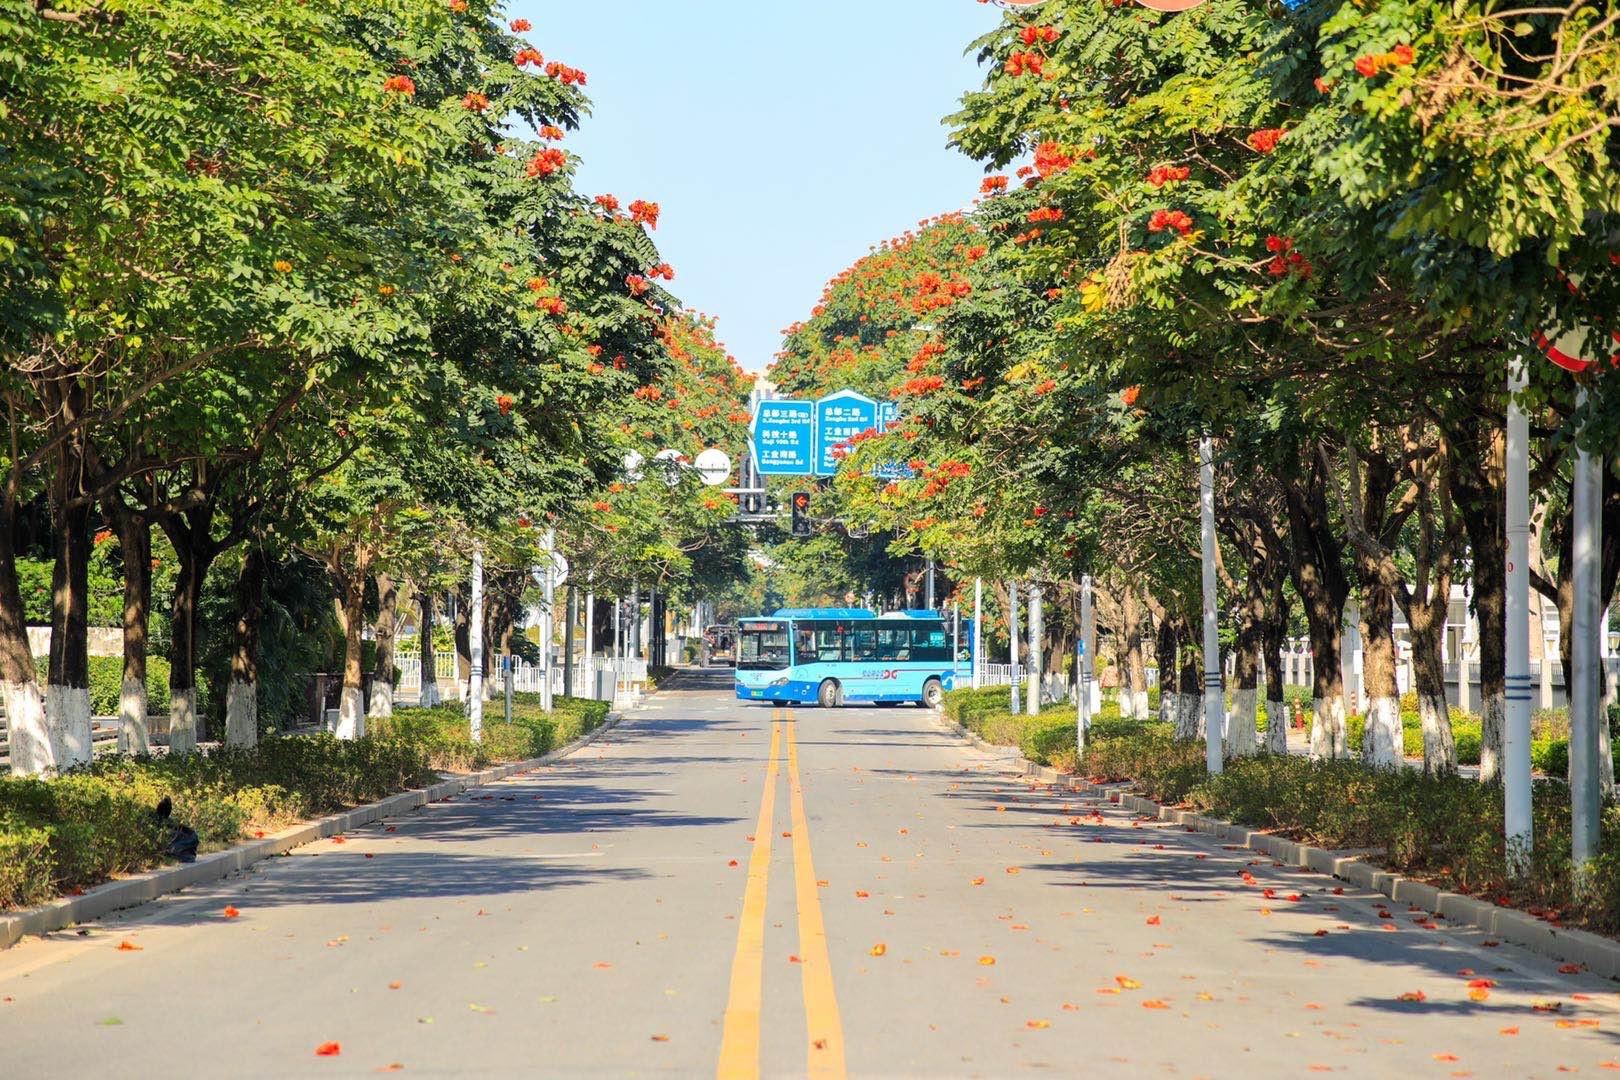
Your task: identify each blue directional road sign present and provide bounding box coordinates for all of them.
[751,399,816,476]
[814,389,882,476]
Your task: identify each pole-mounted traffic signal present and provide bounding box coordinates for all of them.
[790,491,812,537]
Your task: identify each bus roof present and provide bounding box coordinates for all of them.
[736,608,950,623]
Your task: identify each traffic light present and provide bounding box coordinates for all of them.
[790,491,812,537]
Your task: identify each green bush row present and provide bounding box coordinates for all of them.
[0,696,612,912]
[1074,729,1620,935]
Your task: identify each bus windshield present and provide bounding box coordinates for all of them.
[738,622,791,670]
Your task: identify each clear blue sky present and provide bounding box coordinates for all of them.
[506,1,1004,373]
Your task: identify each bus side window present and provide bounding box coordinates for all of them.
[877,628,910,662]
[911,626,951,663]
[850,627,877,662]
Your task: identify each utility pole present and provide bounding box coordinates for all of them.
[972,578,983,690]
[1008,582,1021,715]
[926,559,936,610]
[1077,575,1093,756]
[468,545,484,743]
[564,584,576,700]
[1571,389,1603,869]
[1027,584,1043,716]
[1504,359,1534,873]
[1199,438,1225,775]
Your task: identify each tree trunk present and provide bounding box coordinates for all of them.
[0,494,49,775]
[1284,455,1351,759]
[1359,583,1403,767]
[165,536,204,753]
[369,572,398,720]
[1175,625,1202,740]
[1262,585,1289,755]
[333,547,373,740]
[418,589,441,707]
[1408,601,1456,774]
[225,546,264,748]
[1120,588,1148,719]
[1229,596,1260,757]
[112,506,151,754]
[454,593,471,701]
[1454,429,1507,781]
[1155,615,1179,729]
[45,465,93,769]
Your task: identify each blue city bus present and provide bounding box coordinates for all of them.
[734,608,972,708]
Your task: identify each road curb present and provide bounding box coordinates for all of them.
[927,706,1620,981]
[0,710,626,950]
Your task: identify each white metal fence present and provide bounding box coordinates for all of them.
[398,651,648,704]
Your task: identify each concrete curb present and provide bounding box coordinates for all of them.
[0,710,627,950]
[929,707,1620,981]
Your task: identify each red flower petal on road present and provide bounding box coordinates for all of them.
[315,1042,341,1057]
[1146,916,1160,925]
[115,940,142,951]
[222,906,240,918]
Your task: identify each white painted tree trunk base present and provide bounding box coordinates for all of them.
[1158,692,1176,727]
[168,689,198,755]
[335,685,365,740]
[1309,695,1348,759]
[1131,689,1149,721]
[1479,691,1505,783]
[5,679,51,775]
[224,679,257,748]
[118,680,149,755]
[368,681,395,720]
[1419,692,1455,775]
[420,678,442,708]
[1265,699,1288,754]
[1363,695,1403,768]
[1228,689,1258,756]
[44,685,93,769]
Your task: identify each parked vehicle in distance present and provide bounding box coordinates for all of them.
[734,608,972,708]
[703,624,737,665]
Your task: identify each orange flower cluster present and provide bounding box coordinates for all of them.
[1033,141,1074,177]
[919,459,972,498]
[1265,235,1312,278]
[626,274,650,296]
[1148,208,1193,235]
[382,75,415,95]
[462,92,489,112]
[546,62,587,85]
[538,125,564,140]
[1121,385,1140,406]
[495,394,514,415]
[509,18,531,31]
[527,148,566,177]
[591,501,613,513]
[514,48,544,67]
[893,375,946,397]
[965,244,989,263]
[907,341,946,373]
[1034,379,1056,395]
[594,193,620,213]
[1147,165,1190,188]
[536,296,566,315]
[629,199,660,229]
[1355,44,1413,77]
[649,263,676,281]
[1005,52,1045,76]
[1027,206,1063,223]
[1246,128,1284,154]
[633,385,662,401]
[980,176,1009,194]
[1020,26,1060,45]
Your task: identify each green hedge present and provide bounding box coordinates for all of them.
[1074,729,1620,935]
[941,687,1170,774]
[1,696,613,912]
[0,733,433,910]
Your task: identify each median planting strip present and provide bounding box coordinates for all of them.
[930,706,1620,981]
[0,710,624,950]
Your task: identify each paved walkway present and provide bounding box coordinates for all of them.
[0,670,1615,1076]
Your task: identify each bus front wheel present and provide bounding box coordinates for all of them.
[817,679,843,709]
[920,678,943,710]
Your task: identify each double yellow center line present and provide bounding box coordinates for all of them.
[717,709,846,1078]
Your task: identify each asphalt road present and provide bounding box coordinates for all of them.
[1,669,1617,1078]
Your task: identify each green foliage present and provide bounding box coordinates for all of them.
[1069,730,1620,934]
